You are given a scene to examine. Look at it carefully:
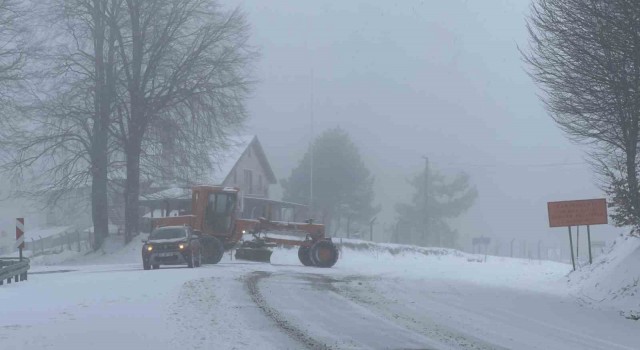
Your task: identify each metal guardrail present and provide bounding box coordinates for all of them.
[0,257,30,285]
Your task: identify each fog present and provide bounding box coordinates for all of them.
[227,0,622,252]
[0,0,622,254]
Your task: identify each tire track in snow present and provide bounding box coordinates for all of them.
[251,271,441,349]
[245,271,332,350]
[316,275,502,350]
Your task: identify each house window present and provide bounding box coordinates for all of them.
[247,147,252,158]
[258,174,263,192]
[233,169,237,184]
[244,169,253,194]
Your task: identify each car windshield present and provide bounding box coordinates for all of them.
[149,228,186,240]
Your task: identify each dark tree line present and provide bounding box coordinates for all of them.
[0,0,255,247]
[524,0,640,233]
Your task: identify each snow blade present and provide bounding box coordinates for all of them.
[235,248,273,263]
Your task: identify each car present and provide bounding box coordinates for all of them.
[141,226,202,270]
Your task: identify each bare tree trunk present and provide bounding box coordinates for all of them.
[124,137,142,243]
[89,0,110,249]
[626,143,640,218]
[91,132,109,248]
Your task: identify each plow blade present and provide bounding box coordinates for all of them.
[235,248,273,263]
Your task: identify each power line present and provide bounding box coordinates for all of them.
[434,161,587,169]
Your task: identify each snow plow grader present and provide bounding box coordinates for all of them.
[152,186,339,268]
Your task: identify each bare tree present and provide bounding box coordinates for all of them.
[111,0,256,242]
[0,0,27,101]
[0,0,120,249]
[523,0,640,232]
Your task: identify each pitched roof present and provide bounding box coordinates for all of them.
[208,135,277,185]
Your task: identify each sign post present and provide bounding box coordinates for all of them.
[567,226,575,271]
[587,225,592,264]
[547,199,607,271]
[15,218,25,261]
[576,226,580,260]
[472,236,491,262]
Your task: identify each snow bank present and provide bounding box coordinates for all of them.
[567,235,640,319]
[29,234,145,266]
[28,226,76,239]
[270,238,571,294]
[29,233,573,297]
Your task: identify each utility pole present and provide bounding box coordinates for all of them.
[510,238,515,258]
[422,156,429,245]
[369,217,377,241]
[309,69,315,217]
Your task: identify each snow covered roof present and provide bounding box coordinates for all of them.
[140,187,191,201]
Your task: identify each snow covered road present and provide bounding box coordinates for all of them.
[2,255,640,350]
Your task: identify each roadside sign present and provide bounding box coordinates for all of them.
[547,199,607,228]
[472,237,490,246]
[15,218,24,249]
[547,198,608,271]
[15,218,24,261]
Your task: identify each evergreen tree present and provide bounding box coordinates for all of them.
[395,167,477,247]
[282,127,379,232]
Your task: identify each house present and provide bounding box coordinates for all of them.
[139,135,309,230]
[208,135,276,198]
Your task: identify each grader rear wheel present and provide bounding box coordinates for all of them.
[298,245,313,266]
[309,240,339,268]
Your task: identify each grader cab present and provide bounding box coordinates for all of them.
[152,186,339,268]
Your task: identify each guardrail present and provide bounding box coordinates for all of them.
[0,257,30,285]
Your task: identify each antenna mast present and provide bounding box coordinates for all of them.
[309,69,315,215]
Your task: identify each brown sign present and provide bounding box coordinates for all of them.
[547,199,608,227]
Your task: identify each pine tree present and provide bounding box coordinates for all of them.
[282,127,379,232]
[395,167,477,248]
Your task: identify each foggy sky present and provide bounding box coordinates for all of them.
[227,0,622,251]
[0,0,623,254]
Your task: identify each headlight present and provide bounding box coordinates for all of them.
[146,245,153,252]
[242,230,247,234]
[178,243,186,250]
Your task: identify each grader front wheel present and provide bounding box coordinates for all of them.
[298,245,313,266]
[309,240,339,268]
[201,236,224,264]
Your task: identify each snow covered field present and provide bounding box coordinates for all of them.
[1,236,639,349]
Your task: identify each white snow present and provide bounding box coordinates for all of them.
[567,235,640,319]
[27,226,76,240]
[140,187,191,201]
[2,234,640,349]
[271,239,570,293]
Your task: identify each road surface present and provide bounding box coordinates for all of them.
[1,260,639,350]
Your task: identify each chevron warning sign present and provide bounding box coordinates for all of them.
[15,217,24,250]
